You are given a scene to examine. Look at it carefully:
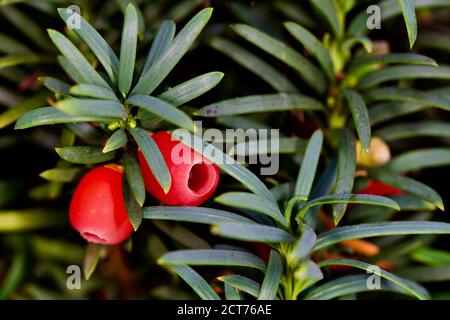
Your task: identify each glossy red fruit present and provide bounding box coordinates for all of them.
[138,131,220,206]
[356,179,403,196]
[69,165,133,244]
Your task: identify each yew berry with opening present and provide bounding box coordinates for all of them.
[138,131,220,206]
[69,164,133,245]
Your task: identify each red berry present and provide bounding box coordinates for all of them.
[69,165,133,244]
[138,131,220,206]
[356,179,403,196]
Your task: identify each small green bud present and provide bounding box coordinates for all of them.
[330,113,346,129]
[108,121,121,131]
[127,118,137,129]
[327,97,336,108]
[346,76,358,88]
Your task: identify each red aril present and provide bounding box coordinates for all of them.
[69,165,133,244]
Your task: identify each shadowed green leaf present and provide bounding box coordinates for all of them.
[348,0,450,37]
[284,22,334,79]
[274,1,316,28]
[103,129,127,153]
[308,0,342,37]
[0,54,53,69]
[127,95,195,131]
[0,32,29,54]
[353,53,436,67]
[212,223,294,244]
[231,24,326,94]
[132,8,213,95]
[294,132,323,200]
[390,194,437,211]
[397,266,450,282]
[388,148,450,172]
[129,127,171,193]
[0,94,47,129]
[293,260,324,294]
[365,87,450,111]
[375,121,450,141]
[195,93,324,117]
[369,101,428,125]
[0,6,52,51]
[0,240,26,300]
[48,30,109,88]
[58,8,119,83]
[0,208,66,232]
[215,192,286,227]
[70,84,118,101]
[209,37,296,92]
[319,258,429,299]
[304,275,412,300]
[342,37,373,57]
[397,0,417,48]
[258,250,282,300]
[123,177,142,231]
[39,167,82,182]
[114,0,145,34]
[153,220,210,249]
[218,275,260,298]
[229,137,306,157]
[357,65,450,89]
[160,72,224,107]
[66,123,105,145]
[304,157,338,223]
[411,248,450,266]
[225,284,242,300]
[143,206,255,225]
[41,77,71,95]
[141,20,176,75]
[315,221,450,251]
[297,194,399,220]
[288,224,317,264]
[167,0,204,21]
[417,31,450,52]
[158,249,266,271]
[291,130,323,222]
[123,150,145,207]
[55,146,116,164]
[343,89,371,152]
[172,265,220,300]
[15,107,117,129]
[118,4,138,95]
[56,98,127,118]
[57,56,85,84]
[333,129,356,225]
[83,244,107,280]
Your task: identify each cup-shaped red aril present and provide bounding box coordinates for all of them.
[69,165,133,244]
[138,131,220,206]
